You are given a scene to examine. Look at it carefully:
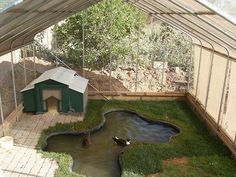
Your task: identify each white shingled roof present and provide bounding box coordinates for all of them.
[21,67,88,93]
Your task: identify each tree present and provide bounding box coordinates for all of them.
[154,23,192,68]
[53,0,146,69]
[135,22,192,69]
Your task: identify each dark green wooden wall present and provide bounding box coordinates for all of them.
[22,79,86,114]
[22,89,35,112]
[69,90,83,112]
[34,80,68,113]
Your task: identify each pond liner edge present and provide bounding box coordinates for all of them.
[42,108,181,176]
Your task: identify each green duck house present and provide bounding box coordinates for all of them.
[21,67,88,114]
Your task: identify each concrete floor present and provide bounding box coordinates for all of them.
[1,112,83,177]
[0,146,58,177]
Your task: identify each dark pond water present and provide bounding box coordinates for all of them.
[46,111,179,177]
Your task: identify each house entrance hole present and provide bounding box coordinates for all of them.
[42,89,62,113]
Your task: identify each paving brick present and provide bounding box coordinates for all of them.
[29,157,44,175]
[2,112,84,177]
[3,171,12,177]
[9,172,20,177]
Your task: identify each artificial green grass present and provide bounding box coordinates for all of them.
[37,100,236,177]
[41,151,85,177]
[106,100,236,177]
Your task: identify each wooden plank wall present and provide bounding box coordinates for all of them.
[186,93,236,157]
[88,91,186,101]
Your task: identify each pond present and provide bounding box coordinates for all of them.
[46,111,179,177]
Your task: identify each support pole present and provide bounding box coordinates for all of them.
[23,47,27,86]
[10,49,19,121]
[217,48,230,129]
[109,0,113,92]
[135,25,140,92]
[204,45,215,110]
[149,13,153,67]
[109,47,112,91]
[82,17,85,77]
[161,57,165,91]
[195,41,203,99]
[187,45,194,91]
[55,53,58,67]
[234,133,236,145]
[0,91,5,136]
[33,43,37,79]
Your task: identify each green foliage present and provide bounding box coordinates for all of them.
[52,0,192,71]
[53,0,146,69]
[41,151,85,177]
[140,23,192,68]
[121,143,163,175]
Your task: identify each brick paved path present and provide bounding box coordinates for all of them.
[0,112,83,177]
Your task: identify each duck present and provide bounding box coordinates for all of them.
[82,133,91,147]
[112,136,131,146]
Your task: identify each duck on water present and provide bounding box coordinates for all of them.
[112,136,131,146]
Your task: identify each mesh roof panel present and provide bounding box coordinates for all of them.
[129,0,236,54]
[0,0,236,57]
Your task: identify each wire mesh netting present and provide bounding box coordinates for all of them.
[0,45,55,123]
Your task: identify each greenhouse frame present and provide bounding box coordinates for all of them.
[0,0,236,158]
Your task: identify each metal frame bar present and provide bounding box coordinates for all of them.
[137,0,236,50]
[1,0,80,43]
[161,53,165,91]
[147,13,196,93]
[217,49,231,129]
[204,46,215,110]
[187,44,194,91]
[151,12,233,128]
[33,43,36,78]
[151,13,232,115]
[23,2,87,38]
[195,0,236,26]
[234,133,236,145]
[0,0,54,40]
[1,0,91,49]
[1,0,66,42]
[109,0,113,92]
[82,16,85,77]
[154,15,205,94]
[0,90,5,136]
[135,24,140,92]
[134,2,233,122]
[130,3,213,50]
[23,46,27,86]
[0,0,23,14]
[35,41,71,69]
[167,0,236,45]
[149,14,154,67]
[151,12,215,110]
[20,0,91,47]
[132,5,228,108]
[195,40,203,99]
[10,43,19,121]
